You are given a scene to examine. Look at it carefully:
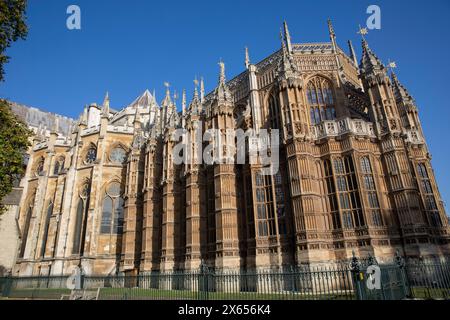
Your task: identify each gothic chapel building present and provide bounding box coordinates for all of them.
[13,21,449,276]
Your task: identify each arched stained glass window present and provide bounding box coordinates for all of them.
[72,199,84,254]
[19,204,33,258]
[54,156,65,175]
[100,182,124,235]
[307,77,336,125]
[100,196,113,234]
[110,147,127,164]
[113,197,125,234]
[268,94,282,129]
[40,202,53,257]
[72,183,91,255]
[85,146,97,164]
[36,157,45,176]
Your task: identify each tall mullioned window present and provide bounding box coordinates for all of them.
[274,170,287,235]
[360,157,383,227]
[334,156,365,228]
[307,76,336,125]
[323,156,365,230]
[324,159,340,230]
[417,163,442,227]
[268,94,281,129]
[40,202,53,257]
[244,174,255,239]
[100,182,125,234]
[72,183,91,255]
[19,201,34,258]
[255,171,276,237]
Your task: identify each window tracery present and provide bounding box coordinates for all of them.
[100,182,124,235]
[417,163,441,227]
[307,76,336,125]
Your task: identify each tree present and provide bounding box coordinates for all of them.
[0,0,28,82]
[0,99,32,214]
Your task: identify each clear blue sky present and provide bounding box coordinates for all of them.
[1,0,449,211]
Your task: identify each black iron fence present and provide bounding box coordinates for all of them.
[1,254,449,300]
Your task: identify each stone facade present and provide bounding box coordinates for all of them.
[0,204,21,276]
[0,104,74,275]
[12,21,450,276]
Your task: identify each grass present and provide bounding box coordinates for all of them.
[411,287,450,300]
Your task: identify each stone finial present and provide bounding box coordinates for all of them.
[102,91,110,117]
[348,40,358,66]
[245,46,250,69]
[182,89,186,115]
[283,20,292,53]
[218,60,225,84]
[200,77,205,103]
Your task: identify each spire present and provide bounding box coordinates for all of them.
[200,77,205,103]
[327,18,335,37]
[173,90,178,107]
[162,81,172,106]
[102,91,110,117]
[348,40,358,66]
[218,60,226,84]
[280,28,287,53]
[181,89,186,128]
[193,77,199,100]
[283,20,292,53]
[182,89,187,114]
[214,60,232,104]
[328,19,337,52]
[189,79,201,114]
[391,69,414,104]
[245,46,250,69]
[152,89,157,104]
[277,27,300,86]
[359,37,385,76]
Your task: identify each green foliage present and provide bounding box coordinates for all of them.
[0,99,32,214]
[0,0,28,82]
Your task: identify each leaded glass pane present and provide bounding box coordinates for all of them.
[110,148,127,164]
[100,196,113,234]
[107,182,121,197]
[85,148,97,163]
[113,197,124,234]
[72,199,84,254]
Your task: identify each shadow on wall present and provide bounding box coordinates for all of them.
[0,265,8,277]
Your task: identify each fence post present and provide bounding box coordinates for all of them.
[198,260,209,300]
[350,250,363,300]
[395,250,411,299]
